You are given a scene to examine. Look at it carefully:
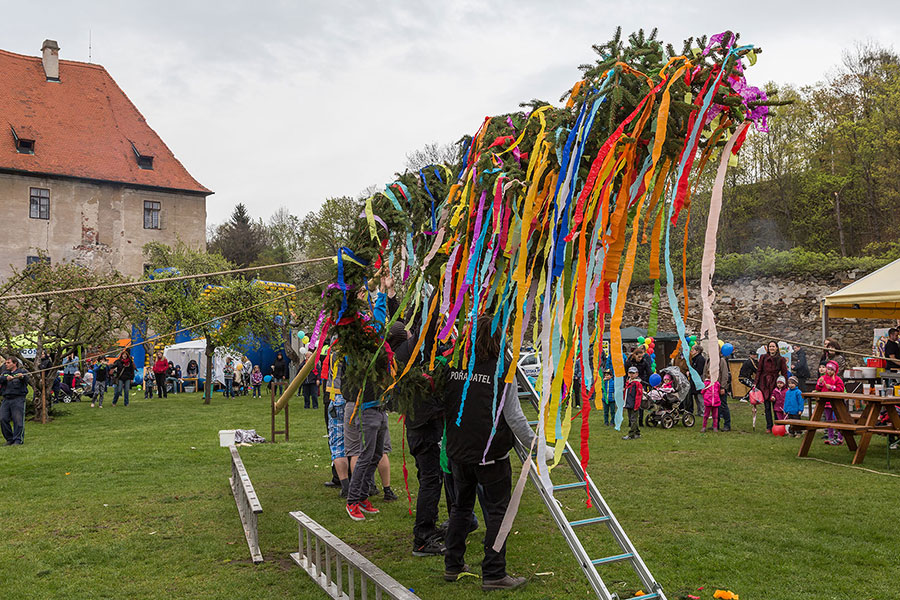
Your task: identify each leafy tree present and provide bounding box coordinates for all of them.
[142,242,282,404]
[207,203,266,270]
[0,257,143,422]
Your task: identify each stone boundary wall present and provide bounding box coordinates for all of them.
[621,273,897,361]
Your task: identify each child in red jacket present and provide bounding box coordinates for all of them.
[816,360,845,445]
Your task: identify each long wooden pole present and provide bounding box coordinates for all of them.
[273,347,321,414]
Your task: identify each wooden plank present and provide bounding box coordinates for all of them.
[775,420,868,431]
[804,391,900,403]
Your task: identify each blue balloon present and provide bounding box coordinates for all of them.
[721,343,734,357]
[133,374,142,385]
[263,375,272,382]
[649,373,662,387]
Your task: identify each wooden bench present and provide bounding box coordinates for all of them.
[776,419,868,432]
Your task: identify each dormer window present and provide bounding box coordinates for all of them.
[11,126,36,154]
[131,141,154,170]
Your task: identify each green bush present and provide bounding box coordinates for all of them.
[629,246,899,285]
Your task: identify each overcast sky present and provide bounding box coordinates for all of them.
[5,1,899,226]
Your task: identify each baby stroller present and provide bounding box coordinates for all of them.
[55,380,84,403]
[645,367,695,428]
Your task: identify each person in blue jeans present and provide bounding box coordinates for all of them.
[1,357,30,445]
[111,350,135,406]
[223,358,235,398]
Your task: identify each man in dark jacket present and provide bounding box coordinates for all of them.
[1,357,31,445]
[443,315,537,591]
[392,315,448,557]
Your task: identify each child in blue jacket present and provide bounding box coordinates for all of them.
[783,376,804,437]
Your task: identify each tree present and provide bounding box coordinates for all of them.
[0,257,143,422]
[142,242,282,404]
[297,196,359,285]
[207,203,266,269]
[405,141,461,173]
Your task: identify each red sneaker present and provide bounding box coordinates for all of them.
[346,503,366,521]
[358,499,380,514]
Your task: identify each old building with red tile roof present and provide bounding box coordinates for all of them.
[0,40,212,279]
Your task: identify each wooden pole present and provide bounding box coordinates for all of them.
[273,347,321,414]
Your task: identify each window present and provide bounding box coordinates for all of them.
[144,200,161,229]
[26,255,50,266]
[29,188,50,220]
[131,141,154,170]
[10,125,35,154]
[17,138,35,153]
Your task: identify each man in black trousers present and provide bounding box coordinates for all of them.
[391,318,447,557]
[1,357,31,445]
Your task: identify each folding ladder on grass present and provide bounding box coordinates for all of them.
[511,362,668,600]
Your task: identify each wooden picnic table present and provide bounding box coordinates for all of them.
[776,391,900,465]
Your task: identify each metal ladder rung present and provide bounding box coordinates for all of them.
[552,481,586,491]
[623,593,659,600]
[591,552,634,566]
[569,516,610,528]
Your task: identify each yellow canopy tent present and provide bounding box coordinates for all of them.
[822,257,900,340]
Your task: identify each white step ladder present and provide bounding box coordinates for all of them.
[512,364,667,600]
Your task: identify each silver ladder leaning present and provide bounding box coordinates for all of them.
[511,362,667,600]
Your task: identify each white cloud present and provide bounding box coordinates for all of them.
[3,0,897,225]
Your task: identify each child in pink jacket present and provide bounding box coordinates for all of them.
[701,380,721,432]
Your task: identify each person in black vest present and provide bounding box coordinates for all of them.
[443,314,540,591]
[1,356,31,445]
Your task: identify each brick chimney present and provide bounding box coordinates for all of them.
[41,39,60,81]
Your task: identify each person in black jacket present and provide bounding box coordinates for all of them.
[111,350,135,407]
[1,356,31,445]
[301,351,319,409]
[688,344,707,416]
[443,315,538,592]
[392,312,449,558]
[271,352,288,398]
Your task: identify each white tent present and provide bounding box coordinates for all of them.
[821,257,900,341]
[163,340,242,386]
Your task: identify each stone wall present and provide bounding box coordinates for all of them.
[621,273,897,361]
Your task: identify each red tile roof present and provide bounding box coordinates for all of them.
[0,48,211,195]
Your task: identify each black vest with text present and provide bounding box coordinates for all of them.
[444,358,514,465]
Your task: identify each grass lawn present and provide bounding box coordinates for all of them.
[1,390,897,600]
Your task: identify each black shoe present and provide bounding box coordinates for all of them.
[368,483,379,497]
[412,538,445,557]
[324,480,340,488]
[4,440,13,446]
[482,575,526,591]
[444,564,472,582]
[383,487,399,502]
[722,427,731,432]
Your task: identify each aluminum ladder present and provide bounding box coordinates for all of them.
[511,363,667,600]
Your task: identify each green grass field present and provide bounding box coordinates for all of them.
[1,391,896,600]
